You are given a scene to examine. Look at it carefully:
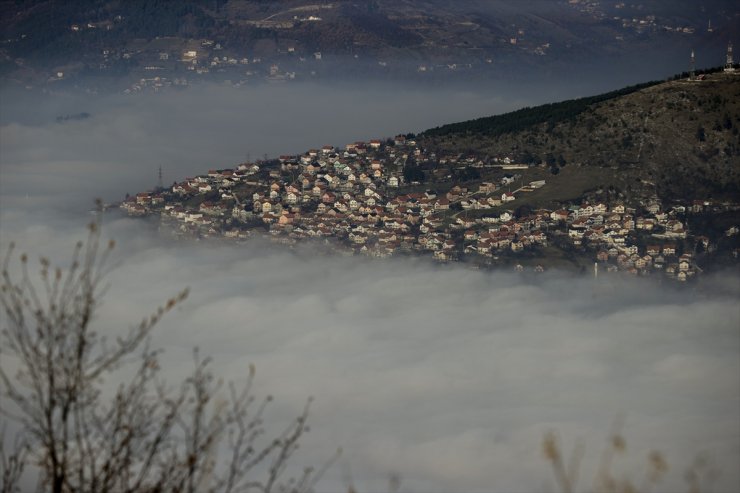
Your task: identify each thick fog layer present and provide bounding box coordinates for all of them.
[3,216,739,493]
[1,85,739,493]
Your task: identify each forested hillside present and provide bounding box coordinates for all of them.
[421,71,740,202]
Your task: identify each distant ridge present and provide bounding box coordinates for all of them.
[2,0,738,90]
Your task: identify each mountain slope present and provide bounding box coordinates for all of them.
[1,0,738,88]
[420,71,740,203]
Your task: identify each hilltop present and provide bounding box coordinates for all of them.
[421,71,740,205]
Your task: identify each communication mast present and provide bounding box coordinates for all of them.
[689,49,696,80]
[158,165,163,190]
[725,42,735,73]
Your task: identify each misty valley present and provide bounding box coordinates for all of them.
[1,2,740,491]
[1,78,738,493]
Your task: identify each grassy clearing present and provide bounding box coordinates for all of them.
[512,165,627,209]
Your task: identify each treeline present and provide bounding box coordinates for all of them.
[422,80,663,139]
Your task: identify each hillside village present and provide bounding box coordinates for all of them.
[121,134,739,281]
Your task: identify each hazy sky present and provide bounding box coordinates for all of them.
[1,83,739,493]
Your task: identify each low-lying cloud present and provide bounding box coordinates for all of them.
[5,217,739,493]
[1,83,739,493]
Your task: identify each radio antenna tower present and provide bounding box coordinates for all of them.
[689,49,696,80]
[725,42,735,73]
[158,165,163,189]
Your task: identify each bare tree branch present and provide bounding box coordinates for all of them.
[1,213,331,493]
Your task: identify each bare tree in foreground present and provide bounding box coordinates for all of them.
[1,214,337,493]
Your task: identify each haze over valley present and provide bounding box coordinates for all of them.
[1,2,739,492]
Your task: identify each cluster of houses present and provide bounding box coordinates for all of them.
[555,201,702,280]
[121,137,731,281]
[569,1,699,35]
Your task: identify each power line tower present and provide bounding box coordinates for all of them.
[689,49,696,80]
[725,42,735,73]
